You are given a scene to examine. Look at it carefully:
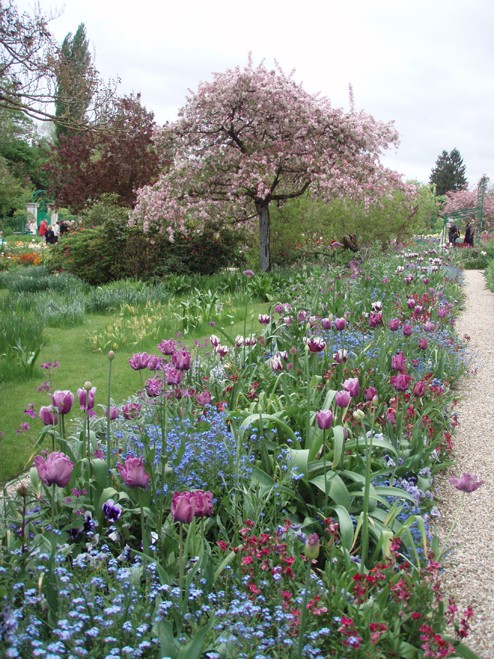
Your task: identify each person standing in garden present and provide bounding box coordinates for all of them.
[464,221,474,246]
[38,219,47,239]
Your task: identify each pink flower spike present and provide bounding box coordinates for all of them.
[449,473,484,493]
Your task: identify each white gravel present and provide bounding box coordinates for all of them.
[435,269,494,658]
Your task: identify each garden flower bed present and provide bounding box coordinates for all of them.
[0,245,480,658]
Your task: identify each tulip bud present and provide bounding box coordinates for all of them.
[304,533,320,560]
[108,350,115,361]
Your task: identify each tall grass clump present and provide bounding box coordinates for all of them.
[0,301,45,382]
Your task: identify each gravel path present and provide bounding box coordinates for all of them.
[435,269,494,658]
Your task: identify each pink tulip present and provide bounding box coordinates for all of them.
[39,405,58,426]
[196,390,212,405]
[171,490,213,523]
[316,409,334,430]
[117,456,150,488]
[122,402,142,419]
[342,378,360,398]
[402,324,412,336]
[418,338,428,350]
[34,451,74,488]
[423,321,435,333]
[369,312,382,327]
[51,390,74,415]
[321,317,332,330]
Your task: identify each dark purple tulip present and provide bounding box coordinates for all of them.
[52,390,74,415]
[316,409,334,430]
[364,387,378,402]
[128,352,150,370]
[371,301,382,312]
[412,381,426,397]
[34,451,74,487]
[334,317,347,331]
[117,456,150,488]
[39,405,58,426]
[391,352,406,372]
[387,318,400,332]
[418,338,428,350]
[449,473,484,493]
[305,336,326,353]
[158,339,177,355]
[414,305,423,315]
[402,324,412,336]
[172,349,191,371]
[77,386,96,411]
[335,390,351,408]
[342,378,360,398]
[258,314,271,325]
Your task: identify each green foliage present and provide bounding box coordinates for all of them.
[455,243,494,270]
[429,148,468,195]
[0,298,45,382]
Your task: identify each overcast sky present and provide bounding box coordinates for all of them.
[18,0,494,187]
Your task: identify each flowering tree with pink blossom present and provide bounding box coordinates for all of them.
[441,177,494,232]
[132,59,413,271]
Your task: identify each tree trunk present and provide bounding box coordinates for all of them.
[256,200,271,272]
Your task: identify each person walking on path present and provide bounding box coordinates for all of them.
[436,269,494,658]
[38,219,47,239]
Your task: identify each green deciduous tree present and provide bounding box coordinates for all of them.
[429,148,468,195]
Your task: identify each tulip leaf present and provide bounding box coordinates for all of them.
[332,425,346,467]
[332,504,355,550]
[309,472,352,508]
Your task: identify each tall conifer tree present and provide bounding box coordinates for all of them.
[429,148,468,195]
[55,24,92,142]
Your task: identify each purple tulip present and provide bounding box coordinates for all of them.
[77,386,96,411]
[147,354,163,371]
[172,349,191,371]
[418,338,428,350]
[209,334,221,347]
[298,310,308,323]
[387,318,400,332]
[243,269,255,277]
[423,321,435,333]
[316,409,334,430]
[163,365,183,385]
[342,378,360,398]
[321,317,332,330]
[413,305,423,315]
[334,390,351,408]
[412,381,426,397]
[258,314,271,325]
[438,307,448,319]
[128,352,150,370]
[402,324,412,336]
[215,345,229,359]
[333,317,347,331]
[39,405,58,426]
[171,490,213,523]
[52,390,74,415]
[117,456,150,488]
[145,378,163,397]
[104,406,120,420]
[407,298,416,309]
[333,349,348,364]
[196,390,212,405]
[390,373,413,392]
[34,451,74,488]
[269,353,284,371]
[158,339,177,355]
[122,402,142,419]
[364,387,378,402]
[391,352,406,372]
[449,473,484,493]
[369,312,383,327]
